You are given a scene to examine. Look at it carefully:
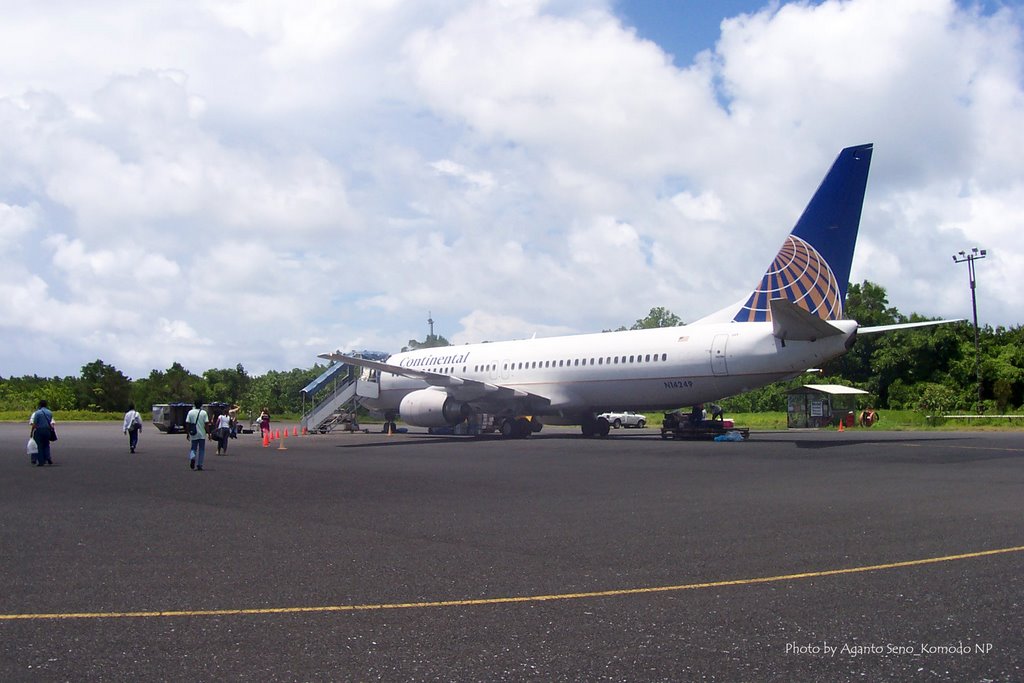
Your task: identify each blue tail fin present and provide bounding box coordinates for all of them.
[732,144,873,322]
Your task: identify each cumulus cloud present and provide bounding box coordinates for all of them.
[0,202,40,241]
[0,0,1021,379]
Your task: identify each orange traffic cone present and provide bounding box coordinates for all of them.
[838,420,845,432]
[277,430,288,451]
[263,432,269,448]
[302,426,308,436]
[292,426,298,437]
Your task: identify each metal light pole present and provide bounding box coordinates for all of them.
[952,247,986,414]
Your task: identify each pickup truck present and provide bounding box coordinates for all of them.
[597,411,647,429]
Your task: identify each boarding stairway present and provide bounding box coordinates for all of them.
[300,362,359,434]
[300,351,389,434]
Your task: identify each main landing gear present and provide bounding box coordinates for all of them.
[499,417,539,439]
[580,415,611,437]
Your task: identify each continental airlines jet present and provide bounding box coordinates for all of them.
[322,144,951,437]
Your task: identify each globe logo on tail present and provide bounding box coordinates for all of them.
[733,235,844,322]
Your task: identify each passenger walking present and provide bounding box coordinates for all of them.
[186,400,209,471]
[215,411,232,455]
[123,402,143,453]
[227,404,240,438]
[259,408,271,441]
[29,399,56,467]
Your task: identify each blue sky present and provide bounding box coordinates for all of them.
[1,0,1022,378]
[617,0,767,63]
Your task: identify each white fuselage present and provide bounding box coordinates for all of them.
[361,321,858,421]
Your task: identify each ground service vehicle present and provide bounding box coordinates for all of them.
[597,411,647,428]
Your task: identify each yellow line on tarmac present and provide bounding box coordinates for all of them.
[2,545,1022,622]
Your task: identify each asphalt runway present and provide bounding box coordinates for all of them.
[1,422,1022,681]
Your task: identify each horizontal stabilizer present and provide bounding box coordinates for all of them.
[770,298,844,341]
[858,319,965,334]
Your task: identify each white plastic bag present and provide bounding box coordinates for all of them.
[27,437,38,455]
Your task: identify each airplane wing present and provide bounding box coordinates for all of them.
[858,319,965,334]
[318,352,551,406]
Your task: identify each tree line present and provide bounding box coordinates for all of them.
[0,360,325,419]
[2,281,1022,418]
[614,282,1022,415]
[718,281,1024,415]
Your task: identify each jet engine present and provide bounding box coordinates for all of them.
[399,389,470,428]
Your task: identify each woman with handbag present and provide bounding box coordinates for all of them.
[29,399,56,467]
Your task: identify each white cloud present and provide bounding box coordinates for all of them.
[0,202,40,241]
[453,309,575,345]
[0,0,1021,379]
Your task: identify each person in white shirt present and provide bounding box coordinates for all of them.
[185,400,209,471]
[215,411,232,455]
[123,402,143,453]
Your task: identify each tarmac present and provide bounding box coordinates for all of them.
[1,422,1022,681]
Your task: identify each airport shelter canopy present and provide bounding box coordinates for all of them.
[785,384,869,429]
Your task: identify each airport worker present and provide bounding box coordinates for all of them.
[29,399,55,467]
[185,399,209,471]
[708,403,724,421]
[215,411,232,455]
[123,402,143,453]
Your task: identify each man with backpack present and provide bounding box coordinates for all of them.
[185,400,209,471]
[123,402,143,453]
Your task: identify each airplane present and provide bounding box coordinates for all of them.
[321,143,956,437]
